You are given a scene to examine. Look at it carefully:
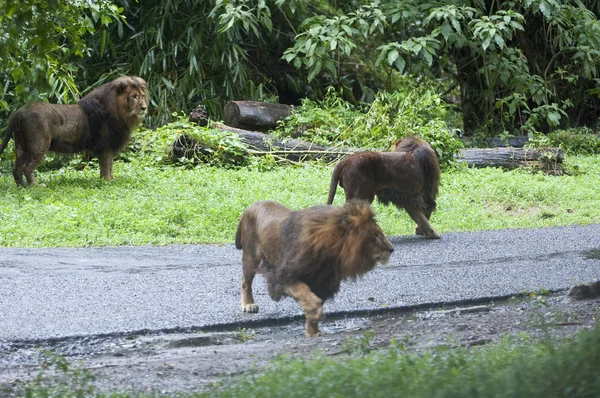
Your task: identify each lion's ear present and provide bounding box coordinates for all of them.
[115,79,130,95]
[339,214,359,233]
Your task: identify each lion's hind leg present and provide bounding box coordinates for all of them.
[405,205,441,239]
[14,148,43,186]
[283,282,324,337]
[12,149,28,186]
[240,246,260,313]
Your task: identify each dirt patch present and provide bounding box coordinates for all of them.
[1,291,599,396]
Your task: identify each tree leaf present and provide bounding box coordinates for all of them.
[394,57,406,73]
[539,2,551,19]
[441,22,452,40]
[547,110,561,126]
[494,34,505,49]
[307,59,322,82]
[482,37,491,51]
[387,49,399,66]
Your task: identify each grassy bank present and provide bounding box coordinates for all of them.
[15,323,600,398]
[1,156,599,247]
[208,324,600,398]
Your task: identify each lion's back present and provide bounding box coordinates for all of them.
[10,103,90,153]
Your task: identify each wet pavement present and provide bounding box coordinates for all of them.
[1,224,600,343]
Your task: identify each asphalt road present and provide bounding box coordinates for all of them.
[1,224,599,343]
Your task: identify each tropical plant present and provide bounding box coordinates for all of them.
[0,0,123,110]
[283,0,600,135]
[275,85,462,168]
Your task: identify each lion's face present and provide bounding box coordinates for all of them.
[116,77,148,126]
[369,226,394,265]
[361,221,394,265]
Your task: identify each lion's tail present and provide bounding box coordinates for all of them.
[0,116,16,155]
[327,161,343,205]
[235,216,244,250]
[414,144,441,210]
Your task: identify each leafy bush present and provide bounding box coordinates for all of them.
[127,116,250,169]
[527,128,600,155]
[275,87,463,168]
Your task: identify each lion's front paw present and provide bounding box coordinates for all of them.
[242,303,259,313]
[305,323,322,337]
[418,227,441,239]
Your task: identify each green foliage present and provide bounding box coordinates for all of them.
[282,3,386,84]
[21,350,100,398]
[128,116,250,168]
[83,0,308,127]
[208,325,600,398]
[275,86,463,168]
[0,0,123,108]
[283,0,600,135]
[14,325,600,397]
[527,128,600,155]
[340,330,376,356]
[3,0,600,138]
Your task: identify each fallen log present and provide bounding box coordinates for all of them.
[172,123,355,163]
[173,121,564,170]
[456,147,564,169]
[224,101,293,131]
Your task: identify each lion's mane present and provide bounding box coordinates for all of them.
[377,135,440,211]
[78,76,148,154]
[268,201,389,301]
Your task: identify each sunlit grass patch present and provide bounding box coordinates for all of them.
[1,156,600,247]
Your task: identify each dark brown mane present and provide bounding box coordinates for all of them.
[263,201,381,302]
[299,200,379,279]
[79,76,148,153]
[381,135,440,209]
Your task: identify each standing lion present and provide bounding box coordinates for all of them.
[235,200,394,337]
[0,76,148,186]
[327,135,441,239]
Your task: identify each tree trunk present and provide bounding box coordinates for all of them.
[457,147,564,169]
[223,101,293,131]
[172,123,354,163]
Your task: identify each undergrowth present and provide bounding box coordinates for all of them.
[274,87,463,168]
[206,323,600,398]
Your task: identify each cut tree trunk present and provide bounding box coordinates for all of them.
[172,123,354,163]
[223,101,293,131]
[456,147,564,169]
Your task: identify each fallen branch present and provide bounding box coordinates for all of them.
[212,123,355,162]
[223,101,293,131]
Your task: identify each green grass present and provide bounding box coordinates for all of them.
[205,325,600,398]
[1,156,600,247]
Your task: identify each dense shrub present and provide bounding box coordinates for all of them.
[274,87,463,168]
